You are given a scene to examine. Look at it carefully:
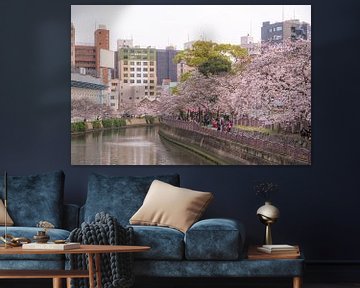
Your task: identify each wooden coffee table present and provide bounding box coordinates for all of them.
[0,244,150,288]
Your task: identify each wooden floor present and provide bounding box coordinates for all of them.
[1,279,360,288]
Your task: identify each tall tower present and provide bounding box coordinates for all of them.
[95,24,110,83]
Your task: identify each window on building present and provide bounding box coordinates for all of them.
[124,67,128,71]
[136,73,141,77]
[136,62,141,65]
[111,103,115,106]
[137,67,141,71]
[143,79,148,83]
[143,61,148,65]
[130,61,134,65]
[136,97,139,99]
[143,73,148,77]
[145,86,148,90]
[123,80,128,83]
[150,61,154,66]
[111,96,115,99]
[269,28,272,32]
[150,86,154,90]
[130,67,135,71]
[124,73,128,77]
[145,92,148,95]
[150,80,154,83]
[143,67,148,71]
[130,73,134,77]
[150,74,154,77]
[129,97,132,99]
[276,26,282,31]
[150,67,154,72]
[137,80,141,83]
[150,92,154,96]
[130,80,135,83]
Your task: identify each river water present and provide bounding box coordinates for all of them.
[71,125,215,165]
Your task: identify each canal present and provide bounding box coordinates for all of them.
[71,125,215,165]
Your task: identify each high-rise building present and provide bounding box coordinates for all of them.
[261,20,311,43]
[156,46,179,85]
[240,35,261,56]
[71,23,75,67]
[118,45,157,108]
[95,25,110,84]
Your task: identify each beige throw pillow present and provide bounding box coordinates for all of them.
[0,199,14,226]
[130,180,213,233]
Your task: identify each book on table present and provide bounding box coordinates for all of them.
[22,242,80,250]
[256,244,299,254]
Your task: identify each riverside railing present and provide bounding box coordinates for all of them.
[161,118,311,164]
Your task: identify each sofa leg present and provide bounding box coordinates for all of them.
[53,278,62,288]
[293,276,302,288]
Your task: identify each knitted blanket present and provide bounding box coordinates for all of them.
[68,212,134,288]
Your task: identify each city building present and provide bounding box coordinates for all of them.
[117,39,133,49]
[240,35,261,56]
[95,25,110,84]
[109,79,120,110]
[71,23,75,67]
[261,20,311,43]
[71,72,110,122]
[156,46,179,85]
[74,45,96,73]
[118,44,157,108]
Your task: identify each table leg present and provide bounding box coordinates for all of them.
[66,277,72,288]
[95,253,102,288]
[52,278,62,288]
[293,276,302,288]
[88,253,95,288]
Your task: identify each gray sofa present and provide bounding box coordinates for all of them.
[0,170,78,270]
[81,173,304,283]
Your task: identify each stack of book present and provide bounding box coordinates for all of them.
[257,244,299,254]
[22,242,80,250]
[248,244,300,259]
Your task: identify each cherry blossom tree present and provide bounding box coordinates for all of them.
[160,39,311,132]
[71,98,115,121]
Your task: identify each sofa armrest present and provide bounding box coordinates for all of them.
[63,204,80,231]
[184,218,245,260]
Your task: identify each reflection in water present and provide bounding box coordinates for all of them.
[71,126,215,165]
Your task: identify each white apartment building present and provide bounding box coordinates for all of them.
[118,43,157,110]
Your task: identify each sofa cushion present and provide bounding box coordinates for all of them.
[0,227,70,261]
[130,180,213,233]
[84,173,180,225]
[0,199,14,226]
[130,225,184,260]
[0,170,64,227]
[184,218,245,260]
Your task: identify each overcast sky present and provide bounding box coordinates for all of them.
[71,5,311,51]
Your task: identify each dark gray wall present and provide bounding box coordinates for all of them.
[0,0,359,266]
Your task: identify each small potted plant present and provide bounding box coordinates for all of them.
[34,221,55,243]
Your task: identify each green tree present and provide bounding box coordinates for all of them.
[174,41,248,71]
[198,56,232,76]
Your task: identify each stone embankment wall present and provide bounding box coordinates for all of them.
[159,122,308,165]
